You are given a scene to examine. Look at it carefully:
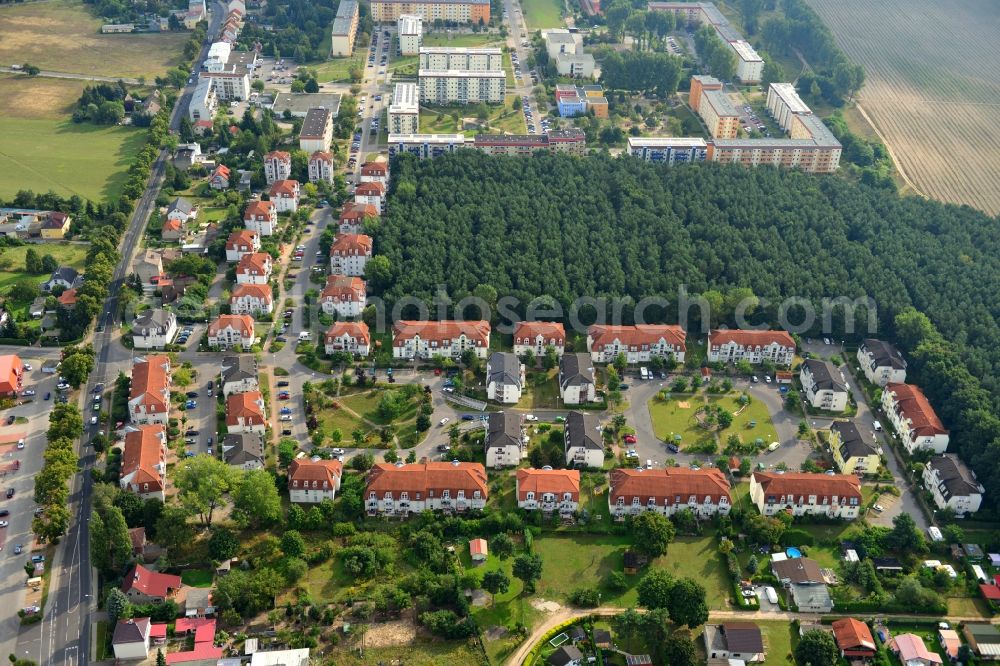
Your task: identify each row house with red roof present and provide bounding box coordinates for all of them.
[230,283,273,316]
[365,461,489,516]
[264,150,292,184]
[129,355,171,425]
[329,233,373,276]
[587,324,687,364]
[324,322,371,357]
[235,252,272,285]
[881,382,950,454]
[320,275,366,317]
[354,181,386,214]
[338,203,379,234]
[516,468,580,514]
[749,471,862,519]
[225,229,260,262]
[512,321,565,357]
[359,160,389,185]
[707,328,795,366]
[243,199,277,236]
[308,151,335,184]
[391,320,491,360]
[268,179,300,213]
[609,467,733,518]
[208,314,255,350]
[225,390,266,434]
[121,425,168,500]
[288,458,343,503]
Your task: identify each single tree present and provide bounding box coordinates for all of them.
[482,570,510,605]
[280,530,306,558]
[209,527,240,561]
[491,533,515,560]
[631,511,676,558]
[512,553,543,594]
[667,578,709,628]
[795,629,839,666]
[637,569,674,609]
[232,469,281,528]
[106,587,130,626]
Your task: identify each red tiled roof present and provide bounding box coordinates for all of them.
[392,320,490,347]
[150,623,167,639]
[321,275,365,302]
[231,283,272,305]
[355,181,385,196]
[268,179,299,197]
[588,324,687,351]
[709,328,795,349]
[162,218,183,232]
[122,425,166,492]
[366,462,488,499]
[360,161,388,175]
[513,321,565,346]
[981,583,1000,601]
[325,321,371,346]
[884,383,948,437]
[212,164,230,179]
[129,355,170,413]
[243,200,275,220]
[225,391,265,427]
[832,618,876,653]
[208,314,255,338]
[57,288,78,306]
[751,471,862,503]
[265,150,291,162]
[225,229,259,250]
[167,618,222,664]
[288,458,343,489]
[235,252,271,276]
[122,564,181,598]
[340,203,379,223]
[610,467,731,504]
[470,538,488,556]
[310,150,333,162]
[330,233,373,256]
[516,468,580,501]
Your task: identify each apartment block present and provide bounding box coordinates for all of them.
[330,0,359,56]
[766,82,811,131]
[298,107,333,153]
[707,329,795,366]
[689,74,722,112]
[627,137,709,164]
[397,14,422,55]
[587,324,687,364]
[370,0,490,24]
[699,89,741,139]
[391,320,490,360]
[388,133,467,158]
[389,82,420,134]
[418,70,505,103]
[473,129,587,156]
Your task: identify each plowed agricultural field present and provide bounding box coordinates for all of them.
[807,0,1000,215]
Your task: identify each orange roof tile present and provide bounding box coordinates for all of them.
[243,200,275,220]
[122,564,181,598]
[325,321,371,345]
[514,321,565,345]
[392,320,490,347]
[366,462,488,499]
[355,181,385,196]
[310,150,333,162]
[288,458,343,489]
[225,229,259,250]
[122,425,166,492]
[884,383,948,437]
[265,150,291,162]
[129,355,170,413]
[360,161,388,175]
[340,203,379,224]
[230,283,272,304]
[709,328,795,349]
[57,288,78,306]
[268,179,299,197]
[832,619,876,653]
[208,314,255,338]
[321,275,365,302]
[235,252,271,276]
[0,355,22,395]
[589,324,687,351]
[752,471,862,503]
[225,391,265,427]
[610,467,731,503]
[330,233,373,256]
[516,468,580,501]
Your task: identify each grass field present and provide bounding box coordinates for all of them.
[0,115,146,201]
[648,394,778,450]
[758,620,798,665]
[419,95,527,136]
[0,74,89,120]
[331,641,488,666]
[422,32,503,48]
[311,54,365,82]
[520,0,566,30]
[0,243,89,297]
[0,0,188,79]
[180,569,214,587]
[806,0,1000,215]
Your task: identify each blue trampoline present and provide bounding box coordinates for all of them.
[786,547,802,558]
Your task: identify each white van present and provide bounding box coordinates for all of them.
[764,586,778,604]
[873,420,882,432]
[767,441,780,452]
[298,331,311,341]
[640,367,650,380]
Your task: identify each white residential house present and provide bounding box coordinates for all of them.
[364,462,488,516]
[749,472,863,519]
[609,467,733,518]
[512,321,565,358]
[288,459,343,503]
[308,151,335,184]
[165,197,196,225]
[516,468,580,514]
[112,618,153,661]
[881,383,950,454]
[220,355,258,396]
[391,320,490,360]
[222,433,265,470]
[225,229,261,261]
[799,359,849,412]
[128,356,171,425]
[329,234,373,276]
[359,160,389,185]
[857,338,907,386]
[319,275,366,317]
[131,309,177,350]
[922,454,984,517]
[587,324,687,364]
[229,283,273,316]
[225,390,267,434]
[484,411,524,468]
[235,252,272,285]
[208,315,256,350]
[486,352,524,404]
[564,411,604,469]
[559,353,596,405]
[324,322,371,357]
[243,200,277,236]
[268,179,300,213]
[707,329,796,366]
[263,151,292,184]
[354,181,386,214]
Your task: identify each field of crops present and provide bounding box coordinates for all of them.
[807,0,1000,215]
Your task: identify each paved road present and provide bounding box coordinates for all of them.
[0,66,141,85]
[504,0,543,132]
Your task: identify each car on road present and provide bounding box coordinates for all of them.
[0,510,7,517]
[185,400,197,409]
[280,407,292,415]
[186,391,199,398]
[23,363,32,371]
[185,437,196,444]
[22,390,35,397]
[31,555,44,563]
[57,382,70,390]
[666,442,680,453]
[525,414,538,421]
[437,444,451,452]
[873,503,884,512]
[16,440,24,450]
[461,414,475,421]
[0,521,7,528]
[619,384,630,390]
[6,488,14,499]
[90,415,98,425]
[185,429,199,436]
[44,392,50,401]
[767,441,780,452]
[281,429,292,436]
[751,375,759,383]
[764,375,772,383]
[280,414,292,421]
[439,417,450,426]
[13,544,22,554]
[6,415,14,425]
[278,392,291,400]
[623,434,637,444]
[277,381,290,387]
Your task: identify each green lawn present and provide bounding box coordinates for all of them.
[94,620,112,660]
[759,620,798,665]
[0,117,147,201]
[648,393,778,450]
[521,0,566,29]
[312,387,423,447]
[520,369,561,409]
[711,395,779,447]
[311,54,365,82]
[0,243,89,297]
[180,568,214,588]
[422,32,503,48]
[532,534,731,608]
[418,96,526,136]
[332,640,489,666]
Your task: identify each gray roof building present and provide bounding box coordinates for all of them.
[860,338,906,370]
[772,557,824,585]
[559,353,594,390]
[271,92,341,118]
[486,411,522,452]
[831,421,875,459]
[223,433,265,467]
[487,352,523,390]
[802,359,847,393]
[221,354,257,385]
[927,454,983,500]
[565,411,602,451]
[167,197,194,217]
[548,645,583,666]
[133,309,176,336]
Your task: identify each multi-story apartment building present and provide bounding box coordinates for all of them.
[485,411,524,468]
[731,40,763,82]
[330,0,359,56]
[188,77,217,122]
[627,137,708,164]
[418,69,505,104]
[319,275,366,318]
[389,82,420,134]
[922,454,984,517]
[708,135,842,174]
[559,353,596,405]
[830,421,880,476]
[220,355,258,396]
[387,133,467,158]
[609,467,732,518]
[397,14,422,54]
[486,352,525,404]
[689,74,722,112]
[324,321,371,357]
[354,181,386,214]
[338,202,379,234]
[132,309,177,350]
[370,0,490,24]
[857,338,906,387]
[329,233,373,276]
[391,320,491,360]
[699,89,741,139]
[243,200,277,236]
[289,458,344,503]
[225,229,260,261]
[299,107,333,153]
[268,179,300,213]
[121,425,168,500]
[128,355,171,425]
[707,329,795,366]
[359,160,389,185]
[800,359,849,412]
[564,411,604,469]
[766,83,811,132]
[516,468,580,514]
[473,130,587,156]
[587,324,687,364]
[207,314,256,350]
[365,461,489,516]
[648,2,761,82]
[308,151,335,184]
[235,252,272,285]
[225,390,267,434]
[881,383,950,454]
[229,283,273,316]
[750,471,862,519]
[512,321,565,357]
[263,151,292,185]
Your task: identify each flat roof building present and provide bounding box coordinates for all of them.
[331,0,360,56]
[628,136,709,164]
[397,14,423,55]
[299,107,333,153]
[700,88,741,139]
[388,133,468,158]
[766,82,811,131]
[389,82,420,134]
[371,0,490,24]
[271,92,342,118]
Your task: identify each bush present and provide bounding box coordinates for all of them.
[780,529,816,547]
[568,588,600,607]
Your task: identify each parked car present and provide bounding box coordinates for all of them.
[186,391,199,398]
[44,392,50,401]
[277,381,290,387]
[437,444,451,452]
[280,414,292,421]
[6,415,15,425]
[22,389,35,397]
[623,434,637,444]
[439,417,450,426]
